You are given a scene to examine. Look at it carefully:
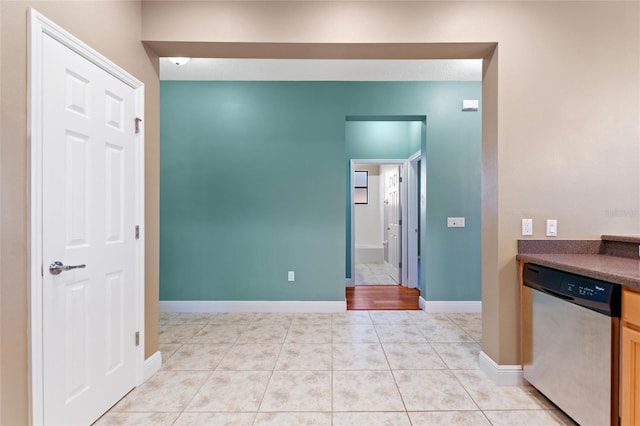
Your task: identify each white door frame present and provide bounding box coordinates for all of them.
[28,9,145,425]
[406,151,421,289]
[350,157,419,287]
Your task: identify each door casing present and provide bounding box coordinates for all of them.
[349,157,420,288]
[28,8,146,425]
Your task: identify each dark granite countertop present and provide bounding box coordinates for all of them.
[517,237,640,288]
[516,253,640,287]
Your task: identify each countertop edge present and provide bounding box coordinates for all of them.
[601,234,640,244]
[517,253,640,288]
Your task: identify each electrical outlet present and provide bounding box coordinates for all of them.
[447,217,465,228]
[546,219,557,237]
[288,271,295,282]
[522,219,533,236]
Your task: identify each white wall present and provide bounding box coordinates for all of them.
[354,165,382,251]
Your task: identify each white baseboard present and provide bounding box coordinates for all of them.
[345,278,352,287]
[159,300,347,313]
[478,351,527,386]
[143,350,162,382]
[421,299,482,313]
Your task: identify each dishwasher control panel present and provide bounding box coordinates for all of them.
[523,263,620,316]
[560,277,610,303]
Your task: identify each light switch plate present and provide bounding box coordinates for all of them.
[288,271,295,282]
[546,219,557,237]
[447,217,465,227]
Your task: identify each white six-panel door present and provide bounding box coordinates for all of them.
[385,166,401,283]
[40,30,138,426]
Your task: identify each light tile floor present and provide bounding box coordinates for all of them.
[97,311,575,425]
[354,263,398,285]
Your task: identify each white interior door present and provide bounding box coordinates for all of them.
[385,166,401,282]
[40,31,138,426]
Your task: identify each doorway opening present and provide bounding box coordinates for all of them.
[346,118,424,311]
[351,161,408,287]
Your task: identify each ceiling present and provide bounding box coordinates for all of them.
[159,58,483,81]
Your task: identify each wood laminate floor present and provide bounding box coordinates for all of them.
[346,285,421,310]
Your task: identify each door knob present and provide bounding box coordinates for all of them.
[49,261,86,275]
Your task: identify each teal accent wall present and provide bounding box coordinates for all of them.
[160,81,481,301]
[422,99,482,301]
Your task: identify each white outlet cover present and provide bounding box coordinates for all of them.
[522,218,533,236]
[447,217,465,227]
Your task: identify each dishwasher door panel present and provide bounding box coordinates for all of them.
[523,286,613,426]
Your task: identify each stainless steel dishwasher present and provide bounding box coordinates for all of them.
[522,263,620,426]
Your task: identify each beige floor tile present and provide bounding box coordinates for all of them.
[237,324,289,343]
[159,312,213,325]
[415,322,475,343]
[332,370,405,411]
[332,343,389,370]
[254,412,331,425]
[95,412,180,426]
[251,313,295,325]
[410,314,453,327]
[430,342,481,369]
[285,324,332,343]
[113,371,210,412]
[446,312,482,327]
[209,312,256,324]
[467,329,482,343]
[447,314,482,342]
[216,344,281,370]
[186,371,271,412]
[292,313,333,325]
[158,343,182,363]
[332,311,372,325]
[260,371,331,412]
[405,310,432,319]
[275,344,332,370]
[189,323,247,344]
[393,370,478,411]
[408,411,490,425]
[454,370,553,410]
[369,311,414,324]
[158,324,205,344]
[332,411,412,426]
[163,343,231,370]
[483,409,576,425]
[332,324,379,343]
[173,412,256,426]
[375,323,428,343]
[382,342,447,370]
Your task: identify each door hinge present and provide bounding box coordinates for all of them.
[135,331,140,346]
[135,225,140,240]
[399,219,402,226]
[399,176,403,183]
[134,117,142,134]
[399,262,402,268]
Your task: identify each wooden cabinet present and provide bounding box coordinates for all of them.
[621,288,640,426]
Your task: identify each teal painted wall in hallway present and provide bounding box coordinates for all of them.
[160,81,481,301]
